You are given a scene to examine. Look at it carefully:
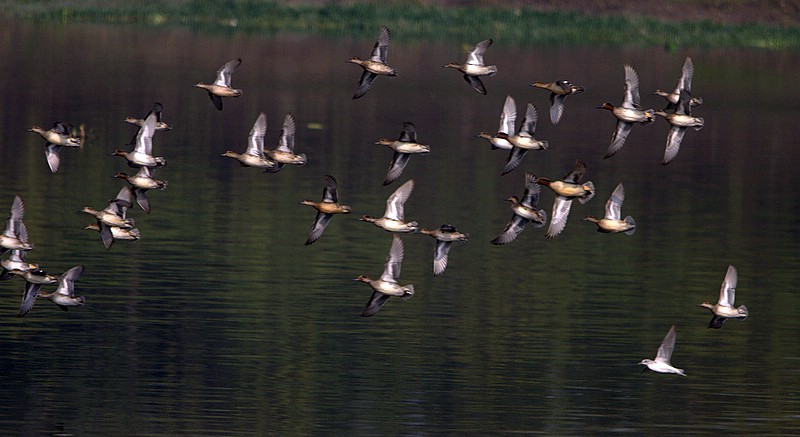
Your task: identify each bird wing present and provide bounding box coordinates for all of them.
[432,240,452,276]
[499,95,517,134]
[518,103,538,137]
[209,93,223,111]
[370,26,391,63]
[45,144,61,173]
[679,56,694,94]
[246,112,267,155]
[384,179,414,220]
[546,197,573,239]
[380,235,404,282]
[501,147,528,176]
[520,173,541,208]
[622,65,641,109]
[398,122,417,143]
[605,120,632,159]
[353,70,378,100]
[464,74,487,95]
[276,114,296,153]
[718,265,738,307]
[215,58,241,87]
[133,189,151,214]
[384,152,411,186]
[305,212,333,246]
[3,196,24,238]
[675,89,693,116]
[662,126,686,165]
[655,325,677,364]
[563,160,588,183]
[18,281,42,317]
[549,93,566,125]
[466,39,492,66]
[133,112,157,154]
[56,266,84,297]
[708,314,728,329]
[150,102,165,123]
[322,175,339,203]
[99,223,114,249]
[491,214,528,245]
[605,183,625,220]
[362,291,391,317]
[106,186,134,217]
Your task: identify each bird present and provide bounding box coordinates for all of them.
[299,175,352,245]
[82,186,136,249]
[28,121,81,173]
[359,179,418,233]
[355,235,414,317]
[638,325,686,376]
[111,111,166,168]
[653,89,705,165]
[654,56,703,110]
[347,25,397,99]
[476,94,516,150]
[491,172,547,245]
[194,58,242,110]
[124,102,172,131]
[37,265,86,313]
[1,221,37,281]
[536,160,595,239]
[0,195,33,256]
[375,122,430,185]
[443,39,497,95]
[113,166,167,214]
[599,65,655,159]
[419,224,468,276]
[265,113,306,171]
[530,80,585,125]
[698,265,749,329]
[583,182,636,235]
[220,112,279,171]
[17,267,59,317]
[496,101,548,175]
[84,222,141,247]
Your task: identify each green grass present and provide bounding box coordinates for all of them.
[3,0,800,50]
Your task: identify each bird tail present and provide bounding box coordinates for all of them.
[624,216,636,235]
[577,181,596,204]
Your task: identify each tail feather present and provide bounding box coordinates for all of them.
[577,181,595,204]
[624,216,636,235]
[532,209,547,229]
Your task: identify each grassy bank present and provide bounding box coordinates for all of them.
[3,1,799,50]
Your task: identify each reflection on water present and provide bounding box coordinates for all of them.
[1,20,799,435]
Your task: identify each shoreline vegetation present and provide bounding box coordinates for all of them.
[2,1,800,50]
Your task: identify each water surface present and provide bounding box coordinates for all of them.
[0,21,799,435]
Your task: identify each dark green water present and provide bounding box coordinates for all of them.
[0,21,799,435]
